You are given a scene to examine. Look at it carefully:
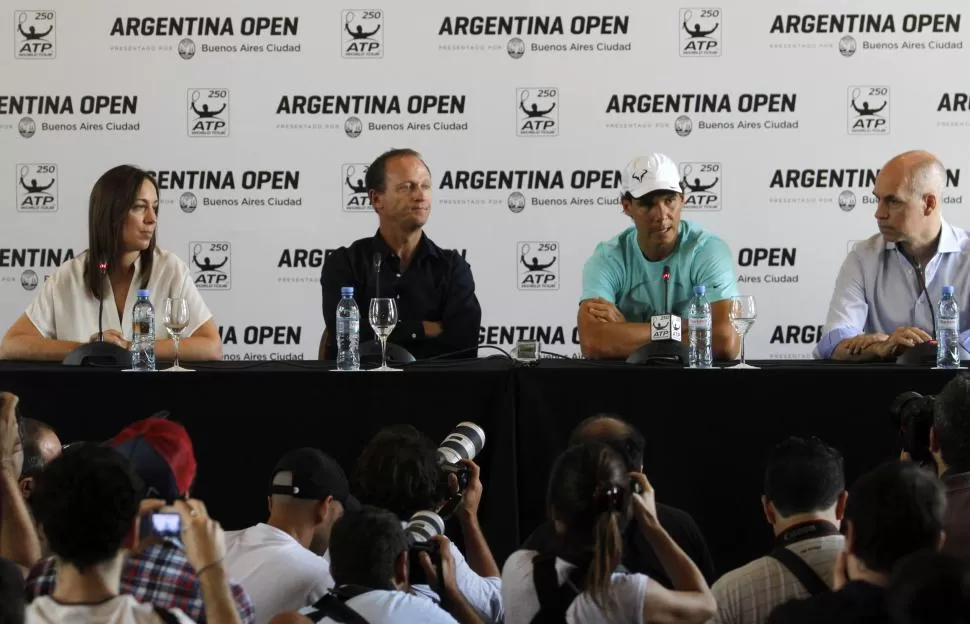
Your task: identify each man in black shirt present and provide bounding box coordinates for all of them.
[521,414,718,586]
[767,461,946,624]
[320,149,481,360]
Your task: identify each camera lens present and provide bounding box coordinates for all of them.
[438,422,486,466]
[405,510,445,544]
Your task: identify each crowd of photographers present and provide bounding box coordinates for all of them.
[0,371,969,623]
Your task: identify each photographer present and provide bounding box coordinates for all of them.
[352,425,502,623]
[271,506,482,623]
[930,374,970,563]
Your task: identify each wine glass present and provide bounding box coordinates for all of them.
[368,298,399,372]
[728,295,759,369]
[163,297,192,372]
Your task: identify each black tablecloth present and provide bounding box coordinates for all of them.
[0,359,961,574]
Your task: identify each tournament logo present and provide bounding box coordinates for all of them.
[518,241,559,290]
[848,86,890,134]
[344,116,363,137]
[679,162,721,211]
[178,37,196,59]
[839,35,857,56]
[15,10,55,59]
[18,117,36,138]
[16,164,58,212]
[187,88,230,137]
[508,191,526,213]
[507,37,525,58]
[680,8,721,56]
[838,190,857,211]
[179,191,198,213]
[517,88,558,137]
[342,163,371,211]
[190,242,231,289]
[342,9,383,58]
[675,115,693,137]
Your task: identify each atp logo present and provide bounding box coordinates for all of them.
[16,164,58,212]
[342,9,383,58]
[15,10,55,59]
[188,89,230,137]
[517,88,558,137]
[848,86,890,135]
[680,8,720,57]
[518,241,559,290]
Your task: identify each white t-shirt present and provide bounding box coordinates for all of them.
[224,523,334,624]
[501,549,649,624]
[25,248,212,342]
[26,594,194,623]
[298,589,458,624]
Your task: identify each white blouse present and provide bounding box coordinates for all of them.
[25,248,213,342]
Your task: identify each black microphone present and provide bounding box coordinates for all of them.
[98,261,108,342]
[627,265,687,364]
[662,265,671,314]
[372,252,382,298]
[650,265,682,344]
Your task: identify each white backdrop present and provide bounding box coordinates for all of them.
[2,0,969,361]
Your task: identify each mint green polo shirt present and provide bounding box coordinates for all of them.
[580,221,739,322]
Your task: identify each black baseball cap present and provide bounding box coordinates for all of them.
[269,448,360,511]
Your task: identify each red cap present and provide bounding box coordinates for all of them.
[112,418,197,497]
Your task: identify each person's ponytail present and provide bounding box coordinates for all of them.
[587,484,623,609]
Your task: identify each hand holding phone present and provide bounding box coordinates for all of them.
[139,511,182,541]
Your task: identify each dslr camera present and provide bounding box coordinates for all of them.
[891,391,936,467]
[404,510,446,591]
[436,422,485,518]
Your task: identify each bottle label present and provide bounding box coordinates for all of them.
[940,318,959,332]
[690,317,712,330]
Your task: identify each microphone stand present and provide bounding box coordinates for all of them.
[62,259,131,367]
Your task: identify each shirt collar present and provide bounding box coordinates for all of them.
[883,219,961,255]
[372,230,439,262]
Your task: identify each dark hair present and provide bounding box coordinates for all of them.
[764,436,845,517]
[364,148,431,194]
[329,505,409,590]
[845,461,945,574]
[0,557,25,624]
[21,418,56,481]
[354,425,444,519]
[888,550,970,624]
[934,374,970,473]
[547,442,629,610]
[569,414,645,472]
[84,165,158,299]
[32,444,142,572]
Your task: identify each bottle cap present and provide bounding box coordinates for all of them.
[136,289,151,298]
[943,285,955,296]
[694,284,706,295]
[340,286,354,296]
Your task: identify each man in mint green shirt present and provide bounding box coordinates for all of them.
[579,153,740,360]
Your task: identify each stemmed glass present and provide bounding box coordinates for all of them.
[728,295,759,369]
[369,298,399,372]
[163,297,192,372]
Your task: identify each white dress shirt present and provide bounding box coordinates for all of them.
[299,589,458,624]
[815,219,970,358]
[25,248,212,342]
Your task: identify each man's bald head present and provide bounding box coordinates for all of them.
[882,150,947,199]
[569,414,645,472]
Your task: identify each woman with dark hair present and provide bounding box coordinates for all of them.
[0,165,222,362]
[502,442,715,623]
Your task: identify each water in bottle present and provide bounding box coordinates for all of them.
[688,284,713,368]
[130,289,156,371]
[336,286,360,371]
[937,285,960,369]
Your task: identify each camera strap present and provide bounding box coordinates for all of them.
[768,520,840,597]
[529,551,592,624]
[303,585,374,624]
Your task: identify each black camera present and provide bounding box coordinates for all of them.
[891,391,936,467]
[405,510,446,591]
[436,422,485,517]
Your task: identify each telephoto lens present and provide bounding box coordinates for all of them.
[405,510,445,544]
[437,422,486,466]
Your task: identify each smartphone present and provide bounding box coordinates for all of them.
[139,512,181,540]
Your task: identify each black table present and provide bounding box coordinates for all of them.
[0,359,961,576]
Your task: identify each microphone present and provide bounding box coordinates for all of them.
[372,252,382,298]
[894,249,938,366]
[98,261,108,342]
[650,265,683,344]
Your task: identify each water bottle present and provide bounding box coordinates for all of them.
[688,284,713,369]
[937,285,960,369]
[336,286,360,371]
[130,289,156,371]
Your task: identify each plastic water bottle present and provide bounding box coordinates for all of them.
[130,289,156,371]
[688,285,713,369]
[336,286,360,371]
[937,285,960,369]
